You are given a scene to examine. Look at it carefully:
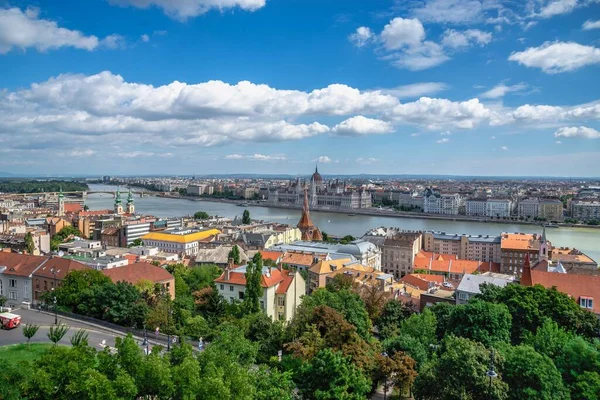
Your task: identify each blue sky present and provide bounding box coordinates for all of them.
[0,0,599,177]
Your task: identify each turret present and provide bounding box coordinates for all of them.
[126,189,135,214]
[114,187,124,215]
[57,186,65,217]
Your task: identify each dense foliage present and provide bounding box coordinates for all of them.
[0,179,88,194]
[11,262,600,399]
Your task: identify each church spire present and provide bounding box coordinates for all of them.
[297,184,322,242]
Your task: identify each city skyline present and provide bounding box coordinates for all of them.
[1,0,599,176]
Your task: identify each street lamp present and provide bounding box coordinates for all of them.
[381,351,389,400]
[487,348,498,400]
[142,324,149,355]
[50,267,58,325]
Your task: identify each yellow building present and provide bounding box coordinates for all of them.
[142,228,221,256]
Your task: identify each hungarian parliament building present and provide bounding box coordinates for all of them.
[266,167,372,210]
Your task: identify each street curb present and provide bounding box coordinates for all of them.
[27,309,165,347]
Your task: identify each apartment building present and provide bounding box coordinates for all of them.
[422,231,501,263]
[423,189,462,215]
[142,228,221,256]
[570,200,600,221]
[381,232,423,278]
[539,199,564,221]
[500,232,549,275]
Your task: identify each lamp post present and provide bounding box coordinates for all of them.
[381,351,389,400]
[487,348,498,400]
[142,324,149,355]
[50,267,58,325]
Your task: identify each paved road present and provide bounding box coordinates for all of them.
[0,308,157,352]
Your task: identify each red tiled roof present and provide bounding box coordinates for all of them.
[0,253,90,278]
[34,257,90,279]
[524,268,600,314]
[276,271,294,294]
[102,262,174,285]
[78,210,113,217]
[64,203,82,213]
[259,250,283,262]
[414,251,498,275]
[400,273,444,291]
[215,267,285,288]
[281,252,313,267]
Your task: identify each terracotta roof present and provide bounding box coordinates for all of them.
[33,257,91,279]
[78,210,113,217]
[501,233,540,251]
[276,271,294,294]
[415,250,457,261]
[102,227,120,236]
[523,267,600,314]
[64,203,82,213]
[414,251,498,275]
[0,253,47,277]
[400,273,444,291]
[102,262,174,284]
[281,252,314,267]
[259,250,283,262]
[214,266,285,288]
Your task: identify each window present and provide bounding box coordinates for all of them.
[277,296,285,307]
[229,285,234,292]
[9,279,16,288]
[238,291,245,300]
[9,291,17,300]
[458,292,468,301]
[580,298,594,309]
[220,284,224,291]
[260,300,265,310]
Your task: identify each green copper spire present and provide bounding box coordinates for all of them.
[127,188,134,204]
[58,186,64,199]
[115,187,122,205]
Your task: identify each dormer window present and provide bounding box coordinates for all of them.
[580,297,593,310]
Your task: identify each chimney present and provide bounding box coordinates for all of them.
[228,257,234,269]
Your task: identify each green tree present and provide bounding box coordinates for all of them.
[374,351,418,398]
[253,367,296,400]
[22,323,40,350]
[376,299,416,341]
[413,336,509,400]
[523,318,573,359]
[447,300,512,346]
[477,282,600,342]
[383,309,437,368]
[194,211,210,220]
[245,312,285,364]
[243,252,264,314]
[70,329,89,347]
[555,336,600,399]
[129,238,143,247]
[47,323,69,346]
[339,235,355,244]
[24,232,34,254]
[501,344,570,400]
[296,348,371,400]
[242,209,251,224]
[228,245,241,265]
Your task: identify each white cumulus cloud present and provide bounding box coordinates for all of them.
[349,27,373,47]
[583,20,600,30]
[225,154,287,161]
[501,146,508,151]
[480,83,528,99]
[108,0,266,20]
[537,0,577,19]
[436,138,450,144]
[356,157,379,165]
[313,156,333,164]
[0,7,111,54]
[441,29,492,49]
[382,82,449,99]
[509,41,600,74]
[332,116,393,136]
[381,17,425,50]
[554,126,600,139]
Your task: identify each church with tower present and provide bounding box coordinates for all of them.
[114,188,135,215]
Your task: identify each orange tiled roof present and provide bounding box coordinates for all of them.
[276,271,294,294]
[64,203,83,213]
[281,252,314,267]
[78,210,113,217]
[102,262,173,284]
[309,258,353,274]
[215,267,285,289]
[414,251,498,275]
[400,273,444,291]
[501,233,539,250]
[524,269,600,314]
[259,250,283,262]
[415,250,457,261]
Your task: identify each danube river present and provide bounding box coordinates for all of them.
[85,184,600,262]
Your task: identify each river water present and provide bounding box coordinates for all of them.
[86,184,600,262]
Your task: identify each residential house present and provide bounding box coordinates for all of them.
[455,273,514,305]
[102,262,175,299]
[215,264,305,321]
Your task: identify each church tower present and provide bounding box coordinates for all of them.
[297,185,323,241]
[114,188,124,215]
[538,226,549,260]
[126,189,135,214]
[57,187,65,217]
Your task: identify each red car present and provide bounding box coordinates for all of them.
[0,312,22,330]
